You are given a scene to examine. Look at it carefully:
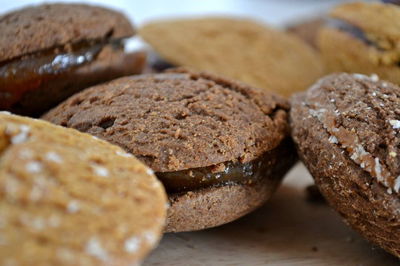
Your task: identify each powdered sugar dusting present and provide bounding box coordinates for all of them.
[45,152,63,163]
[86,237,109,262]
[389,120,400,129]
[25,161,42,173]
[146,168,154,175]
[370,74,379,82]
[142,231,157,245]
[92,165,109,177]
[67,200,80,213]
[11,125,30,144]
[124,236,141,253]
[353,73,368,80]
[308,105,396,195]
[394,176,400,193]
[328,136,338,144]
[116,150,133,158]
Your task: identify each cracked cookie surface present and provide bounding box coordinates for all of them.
[291,73,400,258]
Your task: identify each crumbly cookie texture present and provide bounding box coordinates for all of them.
[0,112,166,266]
[0,3,134,62]
[43,69,290,172]
[299,73,400,193]
[291,73,400,257]
[139,17,324,97]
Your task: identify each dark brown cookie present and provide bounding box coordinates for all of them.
[291,73,400,258]
[0,3,145,116]
[43,69,296,232]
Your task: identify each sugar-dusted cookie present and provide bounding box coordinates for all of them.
[291,73,400,258]
[0,113,166,265]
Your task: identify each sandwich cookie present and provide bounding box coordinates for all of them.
[43,69,297,232]
[0,3,146,116]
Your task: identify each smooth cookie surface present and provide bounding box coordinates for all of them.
[139,17,324,97]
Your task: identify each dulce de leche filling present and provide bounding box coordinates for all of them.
[156,138,295,193]
[0,40,123,109]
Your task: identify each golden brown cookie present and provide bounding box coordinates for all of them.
[291,73,400,258]
[139,17,324,97]
[43,69,297,232]
[318,2,400,85]
[0,112,167,266]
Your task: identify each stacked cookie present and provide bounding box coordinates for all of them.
[1,1,400,264]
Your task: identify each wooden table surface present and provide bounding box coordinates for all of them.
[145,163,399,266]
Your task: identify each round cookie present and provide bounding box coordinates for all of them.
[0,3,146,116]
[43,69,297,232]
[139,17,324,97]
[291,73,400,257]
[318,2,400,85]
[0,112,167,265]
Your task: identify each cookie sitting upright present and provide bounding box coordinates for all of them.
[0,3,146,116]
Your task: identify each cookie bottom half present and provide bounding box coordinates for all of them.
[165,140,296,232]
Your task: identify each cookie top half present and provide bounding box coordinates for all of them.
[291,73,400,194]
[0,3,134,62]
[0,113,166,266]
[43,69,290,172]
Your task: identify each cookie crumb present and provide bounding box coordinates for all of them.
[174,128,181,138]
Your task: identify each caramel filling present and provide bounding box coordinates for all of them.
[156,139,295,193]
[0,40,124,109]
